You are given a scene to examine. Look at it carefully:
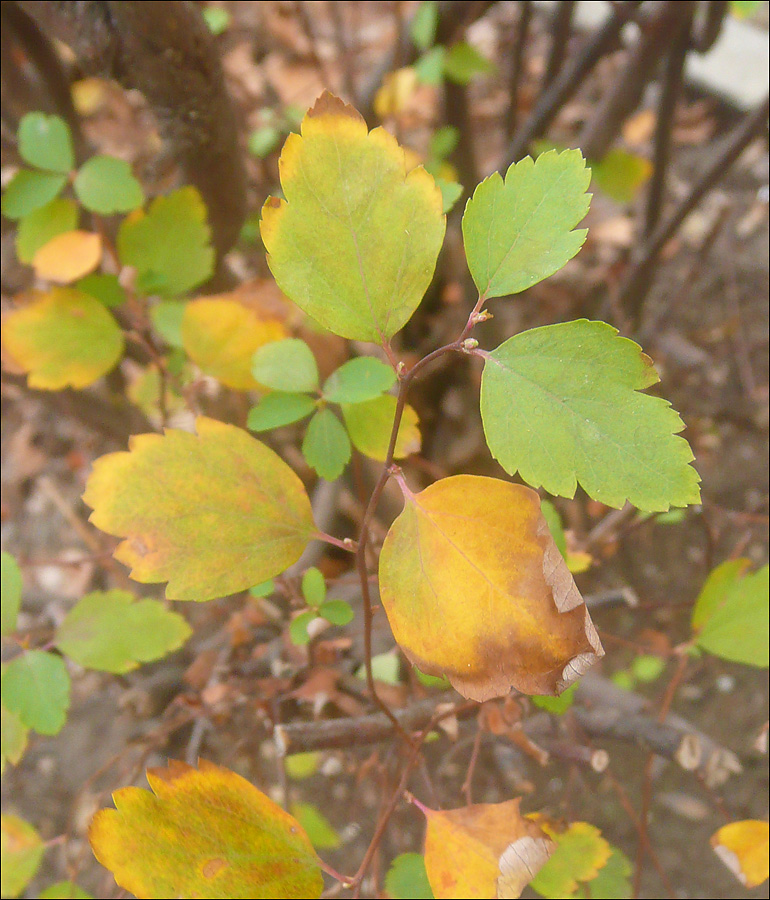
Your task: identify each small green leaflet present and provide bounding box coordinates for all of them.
[290,803,340,850]
[150,300,186,347]
[290,610,317,646]
[443,42,494,85]
[1,171,67,220]
[302,409,351,481]
[74,156,144,214]
[386,853,435,899]
[462,150,591,299]
[692,562,769,667]
[1,651,71,736]
[18,113,74,173]
[252,339,319,393]
[301,568,326,608]
[39,882,94,899]
[54,590,191,673]
[16,198,78,264]
[76,273,126,308]
[410,2,438,50]
[285,752,320,780]
[1,552,22,637]
[573,847,632,899]
[322,357,395,404]
[480,320,701,511]
[117,187,214,298]
[532,683,577,715]
[317,599,354,626]
[247,393,317,431]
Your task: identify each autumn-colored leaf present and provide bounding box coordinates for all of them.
[1,814,45,898]
[54,589,191,673]
[32,230,102,283]
[529,821,612,898]
[16,197,78,264]
[1,700,28,772]
[261,92,445,342]
[1,288,124,390]
[83,417,315,601]
[415,797,553,899]
[182,296,286,390]
[341,394,421,461]
[379,475,603,701]
[480,320,701,511]
[711,820,769,889]
[88,759,323,899]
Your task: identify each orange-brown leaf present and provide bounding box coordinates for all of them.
[379,475,603,701]
[711,820,769,889]
[32,230,102,283]
[419,798,553,898]
[89,759,323,899]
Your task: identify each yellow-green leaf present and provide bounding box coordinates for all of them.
[260,92,445,342]
[418,797,553,899]
[16,197,78,264]
[1,551,22,636]
[1,288,124,390]
[711,820,769,889]
[341,394,421,461]
[379,475,603,701]
[181,296,286,390]
[529,822,612,898]
[1,814,44,898]
[88,759,323,899]
[290,803,341,850]
[55,589,191,673]
[83,417,315,601]
[1,701,29,772]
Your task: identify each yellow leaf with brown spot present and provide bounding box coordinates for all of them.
[379,475,603,701]
[88,759,322,899]
[416,797,553,898]
[83,417,314,601]
[182,296,287,390]
[711,820,769,889]
[1,287,124,390]
[260,91,445,342]
[32,230,102,283]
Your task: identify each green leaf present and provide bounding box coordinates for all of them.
[16,197,78,263]
[74,156,144,214]
[630,654,666,683]
[415,46,446,86]
[429,126,459,160]
[76,273,126,308]
[730,1,764,19]
[532,683,577,715]
[530,822,611,898]
[573,847,632,899]
[285,752,320,780]
[1,170,67,220]
[1,814,45,898]
[249,579,275,598]
[54,589,191,673]
[540,500,568,558]
[18,113,74,173]
[691,558,750,630]
[301,567,326,608]
[591,149,652,205]
[150,300,186,347]
[83,417,315,602]
[410,1,438,50]
[695,564,768,667]
[290,610,317,646]
[248,126,282,159]
[414,666,450,689]
[1,701,28,771]
[290,803,340,850]
[302,409,351,481]
[247,393,317,432]
[39,883,93,899]
[252,339,319,392]
[322,357,396,403]
[386,853,435,899]
[260,92,445,342]
[462,149,591,299]
[117,187,214,298]
[435,177,463,214]
[341,394,421,461]
[443,42,495,85]
[1,552,22,637]
[357,651,401,685]
[1,651,70,735]
[202,5,231,34]
[318,599,354,626]
[480,320,702,511]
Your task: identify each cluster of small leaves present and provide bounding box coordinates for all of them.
[410,1,495,87]
[289,566,354,646]
[248,339,419,480]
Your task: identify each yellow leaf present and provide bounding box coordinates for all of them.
[374,66,419,118]
[260,92,445,342]
[711,820,769,889]
[341,394,421,461]
[182,295,287,390]
[32,230,102,283]
[417,798,553,899]
[1,287,124,390]
[83,417,315,601]
[379,475,603,701]
[89,759,323,899]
